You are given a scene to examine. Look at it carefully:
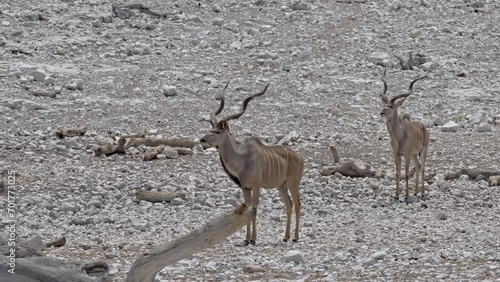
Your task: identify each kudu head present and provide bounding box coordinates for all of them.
[200,82,269,148]
[378,66,428,121]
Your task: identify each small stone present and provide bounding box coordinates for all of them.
[367,52,391,64]
[433,118,444,126]
[192,144,204,153]
[212,18,224,26]
[66,80,84,91]
[290,0,311,11]
[421,62,439,72]
[100,15,113,23]
[27,235,44,252]
[477,123,491,132]
[212,4,222,13]
[388,1,402,12]
[105,252,118,258]
[282,64,292,71]
[436,212,448,220]
[410,30,422,39]
[164,149,179,159]
[171,198,183,206]
[162,85,177,97]
[91,20,101,27]
[242,264,266,273]
[372,250,387,260]
[441,121,459,132]
[44,77,55,85]
[284,250,303,263]
[31,69,47,82]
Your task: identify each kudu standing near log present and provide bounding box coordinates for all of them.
[200,82,305,245]
[378,67,430,202]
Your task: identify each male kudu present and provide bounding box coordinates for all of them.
[378,67,430,202]
[200,82,304,245]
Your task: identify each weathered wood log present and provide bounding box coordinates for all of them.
[126,137,199,149]
[55,126,87,138]
[143,145,165,161]
[320,160,382,178]
[120,130,146,139]
[126,207,256,282]
[444,168,500,181]
[136,190,186,203]
[112,4,167,18]
[94,138,126,156]
[30,90,57,98]
[0,236,109,282]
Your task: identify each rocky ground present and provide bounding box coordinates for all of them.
[1,0,500,281]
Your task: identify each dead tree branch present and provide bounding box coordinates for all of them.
[126,207,256,282]
[44,236,66,249]
[136,190,186,203]
[30,90,58,98]
[94,138,126,156]
[55,126,87,138]
[120,130,146,139]
[445,168,500,181]
[126,137,199,149]
[112,4,167,19]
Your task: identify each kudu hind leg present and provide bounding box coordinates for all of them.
[287,178,301,242]
[278,185,293,242]
[412,155,421,196]
[420,149,428,199]
[404,156,410,200]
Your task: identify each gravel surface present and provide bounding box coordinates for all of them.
[1,0,500,281]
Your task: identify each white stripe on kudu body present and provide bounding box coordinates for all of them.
[200,82,305,245]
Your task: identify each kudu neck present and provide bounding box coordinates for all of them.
[217,133,245,157]
[386,110,405,140]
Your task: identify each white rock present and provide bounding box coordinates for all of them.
[162,85,177,97]
[31,69,47,82]
[212,18,224,26]
[421,61,439,71]
[284,250,303,263]
[367,52,391,64]
[242,264,266,273]
[441,121,459,132]
[164,149,179,159]
[372,250,387,260]
[477,123,491,132]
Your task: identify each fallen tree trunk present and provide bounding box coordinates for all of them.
[0,236,109,282]
[444,168,500,180]
[126,206,256,282]
[136,190,186,203]
[55,127,87,138]
[126,137,199,149]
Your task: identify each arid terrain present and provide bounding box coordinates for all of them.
[1,0,499,281]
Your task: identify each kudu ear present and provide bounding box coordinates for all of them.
[394,97,407,107]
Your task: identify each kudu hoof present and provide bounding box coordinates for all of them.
[292,239,298,243]
[283,239,288,242]
[244,240,250,246]
[249,240,256,246]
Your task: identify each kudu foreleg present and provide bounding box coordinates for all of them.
[242,188,252,245]
[250,187,261,244]
[395,154,402,201]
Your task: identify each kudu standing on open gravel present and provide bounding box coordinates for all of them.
[200,82,304,245]
[378,67,430,202]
